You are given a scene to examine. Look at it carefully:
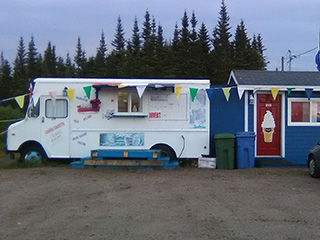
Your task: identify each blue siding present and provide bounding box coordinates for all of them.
[209,88,320,165]
[210,87,244,155]
[285,127,320,165]
[285,91,320,165]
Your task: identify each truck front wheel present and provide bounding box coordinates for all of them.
[20,146,47,163]
[151,145,177,160]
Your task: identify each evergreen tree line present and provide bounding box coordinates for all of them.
[0,1,266,100]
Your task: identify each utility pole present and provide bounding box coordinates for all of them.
[288,50,293,71]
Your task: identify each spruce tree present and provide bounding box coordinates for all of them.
[250,34,266,70]
[124,17,142,78]
[56,56,66,77]
[26,35,41,80]
[141,10,158,77]
[0,52,12,99]
[42,41,57,77]
[65,52,75,77]
[190,11,198,43]
[111,16,125,53]
[180,10,190,46]
[142,10,152,51]
[74,37,87,77]
[233,19,251,69]
[211,0,233,84]
[198,22,211,54]
[171,23,180,52]
[12,37,27,95]
[95,31,108,77]
[196,22,211,78]
[108,16,126,77]
[131,16,141,56]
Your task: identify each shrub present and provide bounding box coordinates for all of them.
[0,105,25,150]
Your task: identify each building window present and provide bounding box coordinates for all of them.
[288,98,320,125]
[46,99,68,118]
[117,91,141,113]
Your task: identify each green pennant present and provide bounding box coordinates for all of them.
[83,85,92,99]
[287,87,295,95]
[190,88,198,102]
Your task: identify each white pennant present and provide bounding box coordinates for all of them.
[136,85,147,98]
[237,86,245,100]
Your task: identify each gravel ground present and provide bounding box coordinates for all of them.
[0,166,319,240]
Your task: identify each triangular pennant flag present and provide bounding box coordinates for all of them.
[206,89,214,101]
[175,86,182,99]
[83,86,92,99]
[15,95,25,108]
[66,88,75,101]
[118,84,127,88]
[190,88,198,102]
[305,88,313,100]
[136,85,147,98]
[49,91,57,102]
[222,87,231,101]
[29,83,33,96]
[287,88,295,95]
[271,87,279,100]
[237,86,245,100]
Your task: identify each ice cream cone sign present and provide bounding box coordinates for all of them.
[261,110,276,143]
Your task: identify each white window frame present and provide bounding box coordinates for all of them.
[115,90,147,117]
[288,98,320,126]
[45,99,68,118]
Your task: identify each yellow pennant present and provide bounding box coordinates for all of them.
[271,87,279,100]
[15,95,25,108]
[222,87,231,101]
[175,86,182,99]
[66,88,75,101]
[118,84,127,88]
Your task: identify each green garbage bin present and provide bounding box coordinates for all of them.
[214,133,235,169]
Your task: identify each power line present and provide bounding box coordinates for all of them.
[282,47,318,71]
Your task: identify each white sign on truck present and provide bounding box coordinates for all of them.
[6,78,210,162]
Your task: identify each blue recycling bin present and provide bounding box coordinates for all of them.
[235,132,256,169]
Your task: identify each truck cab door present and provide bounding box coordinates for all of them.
[40,97,70,158]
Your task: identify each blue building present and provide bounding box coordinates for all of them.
[210,70,320,166]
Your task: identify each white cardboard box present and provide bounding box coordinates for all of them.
[198,157,216,169]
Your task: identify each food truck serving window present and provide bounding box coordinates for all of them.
[45,99,68,118]
[117,91,141,113]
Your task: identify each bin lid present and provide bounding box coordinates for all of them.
[214,133,235,139]
[235,132,256,137]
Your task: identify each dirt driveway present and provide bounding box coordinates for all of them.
[0,167,319,240]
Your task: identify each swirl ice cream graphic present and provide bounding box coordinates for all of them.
[261,110,276,143]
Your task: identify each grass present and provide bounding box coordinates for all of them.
[0,149,70,169]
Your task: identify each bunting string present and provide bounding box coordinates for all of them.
[0,93,29,104]
[0,118,23,123]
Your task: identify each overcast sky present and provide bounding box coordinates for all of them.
[1,0,320,73]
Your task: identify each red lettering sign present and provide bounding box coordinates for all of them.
[149,112,161,118]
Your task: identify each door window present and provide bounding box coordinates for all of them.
[45,99,68,118]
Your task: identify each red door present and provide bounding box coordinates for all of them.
[257,94,281,156]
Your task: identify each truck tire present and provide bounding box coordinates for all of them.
[309,156,320,178]
[20,145,47,163]
[151,145,177,160]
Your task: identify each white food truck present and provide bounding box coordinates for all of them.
[6,78,210,162]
